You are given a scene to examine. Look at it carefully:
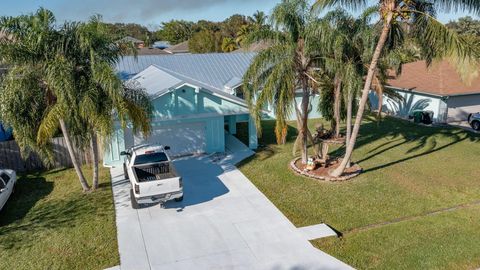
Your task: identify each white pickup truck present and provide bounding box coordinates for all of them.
[121,144,183,208]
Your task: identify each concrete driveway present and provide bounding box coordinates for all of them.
[110,151,352,270]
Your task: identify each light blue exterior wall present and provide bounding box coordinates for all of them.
[205,116,225,153]
[103,126,125,166]
[104,85,254,167]
[151,85,250,118]
[104,85,325,166]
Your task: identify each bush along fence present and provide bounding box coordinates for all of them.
[0,137,101,172]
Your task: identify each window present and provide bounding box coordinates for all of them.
[0,179,5,190]
[0,173,10,184]
[134,152,168,165]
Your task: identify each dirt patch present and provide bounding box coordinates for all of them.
[290,157,362,182]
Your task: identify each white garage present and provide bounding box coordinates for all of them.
[372,60,480,124]
[133,122,206,157]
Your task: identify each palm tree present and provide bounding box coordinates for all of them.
[67,17,152,190]
[236,25,252,46]
[221,37,238,52]
[0,10,152,191]
[0,9,92,191]
[314,0,480,177]
[243,0,326,163]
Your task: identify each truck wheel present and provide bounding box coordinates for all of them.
[472,121,480,131]
[130,189,140,209]
[123,164,129,179]
[175,196,184,202]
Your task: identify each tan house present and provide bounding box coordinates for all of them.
[371,60,480,123]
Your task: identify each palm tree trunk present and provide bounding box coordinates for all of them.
[294,106,318,157]
[300,77,310,164]
[331,13,394,177]
[59,118,90,192]
[90,132,99,190]
[334,76,342,138]
[377,91,383,119]
[346,90,353,168]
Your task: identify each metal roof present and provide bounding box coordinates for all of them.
[115,53,256,92]
[130,66,182,96]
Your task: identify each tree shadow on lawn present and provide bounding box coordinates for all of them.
[330,117,480,173]
[0,173,105,250]
[238,116,480,173]
[0,173,53,228]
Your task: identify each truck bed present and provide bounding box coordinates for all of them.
[133,162,178,182]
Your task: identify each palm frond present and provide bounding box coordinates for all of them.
[313,0,368,12]
[433,0,480,15]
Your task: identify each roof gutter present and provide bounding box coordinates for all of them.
[386,85,480,99]
[385,85,446,98]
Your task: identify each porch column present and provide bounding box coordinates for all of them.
[228,115,237,135]
[248,116,258,150]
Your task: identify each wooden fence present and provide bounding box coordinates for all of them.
[0,137,100,172]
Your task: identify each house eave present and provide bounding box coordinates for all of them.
[385,86,445,98]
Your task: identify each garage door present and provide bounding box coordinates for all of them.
[134,122,206,157]
[447,95,480,123]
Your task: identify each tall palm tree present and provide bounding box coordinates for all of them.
[66,17,152,190]
[243,0,326,163]
[0,9,92,191]
[249,11,268,28]
[0,10,152,191]
[315,0,480,177]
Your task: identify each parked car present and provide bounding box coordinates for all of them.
[0,169,16,211]
[468,113,480,131]
[121,144,183,209]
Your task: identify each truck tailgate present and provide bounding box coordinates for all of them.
[138,176,181,197]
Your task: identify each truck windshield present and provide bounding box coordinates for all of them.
[134,152,168,165]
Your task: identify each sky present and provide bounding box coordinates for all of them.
[1,0,478,30]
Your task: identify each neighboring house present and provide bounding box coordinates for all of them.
[136,47,171,55]
[118,36,145,49]
[370,60,480,124]
[163,41,189,54]
[233,41,270,53]
[104,53,321,166]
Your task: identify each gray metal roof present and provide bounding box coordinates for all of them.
[115,53,256,92]
[130,65,182,96]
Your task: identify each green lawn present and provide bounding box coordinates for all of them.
[0,166,119,270]
[236,116,480,269]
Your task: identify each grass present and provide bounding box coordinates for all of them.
[236,116,480,270]
[0,166,119,270]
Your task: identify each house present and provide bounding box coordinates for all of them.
[163,41,189,54]
[136,47,171,55]
[370,60,480,124]
[118,36,145,49]
[104,53,321,166]
[233,41,270,53]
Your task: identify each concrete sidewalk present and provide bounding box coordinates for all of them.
[109,141,352,270]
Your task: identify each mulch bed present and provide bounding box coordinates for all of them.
[290,157,362,182]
